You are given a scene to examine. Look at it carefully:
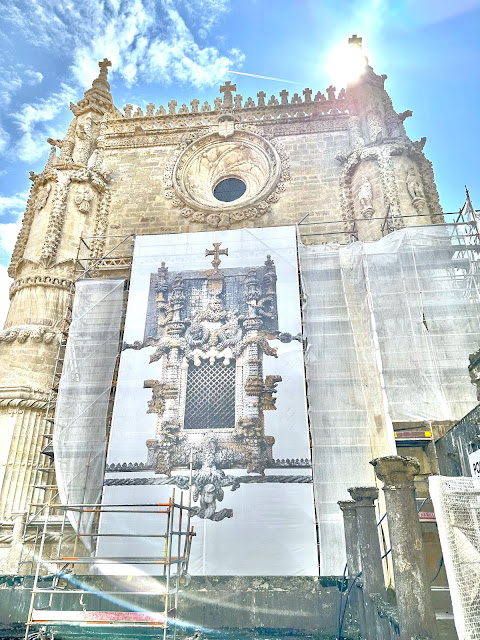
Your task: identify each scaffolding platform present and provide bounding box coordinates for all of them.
[24,494,195,639]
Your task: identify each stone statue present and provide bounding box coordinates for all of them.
[406,167,426,213]
[358,175,374,218]
[34,183,51,213]
[406,167,424,199]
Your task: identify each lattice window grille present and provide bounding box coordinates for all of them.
[184,360,236,430]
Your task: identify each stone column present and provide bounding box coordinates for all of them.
[348,486,385,640]
[371,456,438,640]
[338,500,361,578]
[338,500,366,639]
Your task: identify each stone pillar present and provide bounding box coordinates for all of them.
[371,456,438,640]
[338,500,361,578]
[338,500,366,639]
[348,486,385,640]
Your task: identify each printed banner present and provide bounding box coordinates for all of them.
[99,226,317,575]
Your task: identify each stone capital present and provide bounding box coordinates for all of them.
[338,499,356,513]
[370,455,420,489]
[348,486,378,505]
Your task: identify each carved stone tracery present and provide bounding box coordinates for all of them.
[164,129,289,228]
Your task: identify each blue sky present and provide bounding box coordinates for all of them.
[0,0,479,321]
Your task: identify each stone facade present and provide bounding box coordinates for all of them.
[0,53,443,567]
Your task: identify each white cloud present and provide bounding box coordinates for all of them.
[0,191,27,275]
[0,68,22,106]
[11,84,76,163]
[0,0,244,166]
[0,125,9,154]
[0,265,12,330]
[0,220,22,256]
[0,191,28,218]
[14,83,75,133]
[24,69,44,85]
[3,0,244,90]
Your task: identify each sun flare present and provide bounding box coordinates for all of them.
[326,37,369,87]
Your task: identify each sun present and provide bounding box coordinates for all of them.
[325,37,369,87]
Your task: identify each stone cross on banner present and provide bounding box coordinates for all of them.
[206,242,228,271]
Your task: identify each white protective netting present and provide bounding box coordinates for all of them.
[430,476,480,640]
[299,224,480,574]
[53,278,124,544]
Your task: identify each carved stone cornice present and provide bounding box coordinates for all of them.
[69,165,110,193]
[0,386,49,409]
[9,274,72,299]
[0,325,61,345]
[102,112,350,150]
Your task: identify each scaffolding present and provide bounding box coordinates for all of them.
[24,490,194,640]
[298,206,480,573]
[18,234,135,574]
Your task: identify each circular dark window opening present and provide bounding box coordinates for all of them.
[213,178,246,202]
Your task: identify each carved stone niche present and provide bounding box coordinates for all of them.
[351,162,380,222]
[165,130,287,228]
[144,248,282,475]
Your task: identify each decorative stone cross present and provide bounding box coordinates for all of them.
[206,242,228,271]
[190,99,200,113]
[303,88,312,103]
[168,100,177,115]
[257,91,266,107]
[326,85,336,101]
[98,58,112,80]
[279,89,289,105]
[348,34,363,48]
[220,81,237,108]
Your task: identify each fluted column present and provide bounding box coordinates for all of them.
[371,456,438,640]
[0,391,50,522]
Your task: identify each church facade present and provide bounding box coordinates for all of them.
[0,48,444,576]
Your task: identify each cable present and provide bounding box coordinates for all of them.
[338,571,362,639]
[430,555,444,584]
[337,563,348,634]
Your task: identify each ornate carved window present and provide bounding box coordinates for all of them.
[143,243,282,477]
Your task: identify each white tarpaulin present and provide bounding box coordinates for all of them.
[53,278,124,542]
[299,224,480,574]
[430,476,480,640]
